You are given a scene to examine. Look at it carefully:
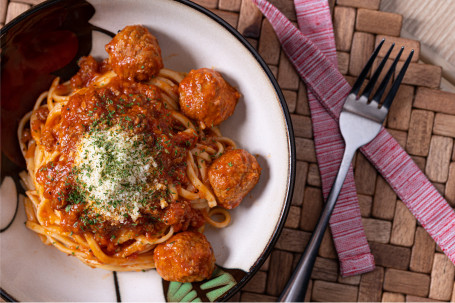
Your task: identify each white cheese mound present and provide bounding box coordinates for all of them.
[74,127,165,223]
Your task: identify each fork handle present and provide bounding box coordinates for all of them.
[279,145,358,302]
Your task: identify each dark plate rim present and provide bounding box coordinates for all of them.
[0,0,296,301]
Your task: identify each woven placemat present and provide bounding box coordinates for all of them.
[2,0,455,301]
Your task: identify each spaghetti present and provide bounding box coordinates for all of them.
[17,25,260,281]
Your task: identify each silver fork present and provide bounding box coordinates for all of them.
[279,40,414,302]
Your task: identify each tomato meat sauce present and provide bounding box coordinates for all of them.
[35,60,204,255]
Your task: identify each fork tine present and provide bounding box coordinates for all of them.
[361,43,395,99]
[381,49,414,109]
[351,39,385,95]
[370,46,404,105]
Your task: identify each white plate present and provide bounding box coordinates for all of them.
[0,0,295,301]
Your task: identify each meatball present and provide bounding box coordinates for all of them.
[153,231,215,282]
[178,68,240,128]
[208,149,261,209]
[105,25,163,81]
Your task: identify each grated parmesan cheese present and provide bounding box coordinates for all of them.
[73,127,166,223]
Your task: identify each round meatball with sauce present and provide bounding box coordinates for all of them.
[105,25,163,81]
[153,231,215,282]
[178,68,240,128]
[208,149,261,209]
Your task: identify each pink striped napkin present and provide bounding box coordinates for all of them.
[293,0,374,276]
[252,0,455,275]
